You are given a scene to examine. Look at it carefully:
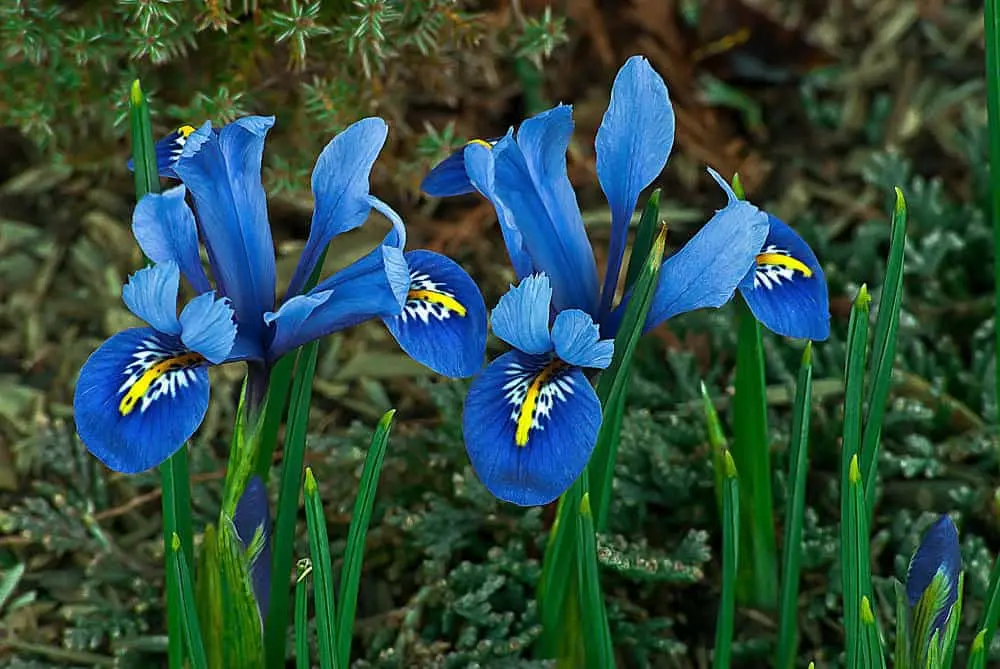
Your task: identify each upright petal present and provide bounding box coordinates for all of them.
[122,262,182,335]
[234,475,272,624]
[492,106,599,313]
[643,174,769,331]
[739,214,830,341]
[551,309,614,369]
[265,244,408,359]
[421,138,499,197]
[74,328,211,473]
[127,124,199,179]
[490,274,554,355]
[382,250,487,378]
[132,186,212,294]
[463,350,601,506]
[906,515,962,661]
[464,140,533,279]
[596,56,675,316]
[286,118,389,297]
[174,117,277,340]
[178,292,237,364]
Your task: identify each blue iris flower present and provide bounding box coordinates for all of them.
[76,116,486,473]
[905,515,962,663]
[422,55,830,505]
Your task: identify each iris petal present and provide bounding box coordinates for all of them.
[286,117,389,297]
[174,117,277,343]
[492,106,599,313]
[490,274,553,355]
[74,328,210,473]
[421,143,477,197]
[463,350,601,506]
[906,515,962,655]
[739,214,830,341]
[463,140,533,279]
[265,245,408,359]
[178,291,237,364]
[383,250,487,378]
[126,125,200,179]
[551,310,614,369]
[233,475,272,624]
[643,180,769,331]
[122,262,182,335]
[596,55,675,316]
[132,186,212,294]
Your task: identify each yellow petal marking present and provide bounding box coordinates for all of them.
[119,351,205,416]
[515,360,565,447]
[756,252,813,278]
[407,289,467,317]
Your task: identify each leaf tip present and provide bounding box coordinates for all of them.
[893,186,906,215]
[304,466,318,495]
[972,629,986,653]
[861,595,875,624]
[130,79,144,107]
[171,532,181,552]
[855,284,872,310]
[731,172,745,200]
[723,450,737,479]
[849,453,861,484]
[802,341,812,366]
[580,492,592,517]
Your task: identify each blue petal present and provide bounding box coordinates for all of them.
[174,117,277,341]
[551,310,614,369]
[132,186,212,294]
[492,106,599,313]
[73,328,211,473]
[464,140,533,279]
[463,350,601,506]
[739,214,830,341]
[122,262,182,335]
[367,195,407,249]
[127,125,200,179]
[596,56,674,316]
[421,139,499,197]
[234,475,272,624]
[643,179,769,331]
[907,515,962,645]
[286,117,388,297]
[179,292,237,364]
[490,274,554,355]
[382,250,487,378]
[265,245,408,359]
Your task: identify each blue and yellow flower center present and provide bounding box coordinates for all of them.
[754,245,813,290]
[504,359,573,447]
[402,271,466,323]
[118,340,206,416]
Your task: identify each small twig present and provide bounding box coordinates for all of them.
[0,639,115,666]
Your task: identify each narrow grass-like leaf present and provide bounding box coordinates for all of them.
[194,526,223,668]
[169,533,208,669]
[576,492,613,669]
[776,343,813,669]
[304,467,339,669]
[129,79,159,199]
[966,630,987,669]
[265,341,320,668]
[255,353,295,481]
[296,559,311,669]
[0,563,25,613]
[861,188,907,511]
[732,296,777,609]
[623,189,661,291]
[715,451,739,669]
[336,410,395,667]
[700,380,729,514]
[894,581,911,669]
[942,573,964,669]
[842,287,872,668]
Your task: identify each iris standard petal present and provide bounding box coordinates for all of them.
[551,309,614,369]
[596,56,675,316]
[122,262,182,335]
[174,117,277,339]
[382,250,487,378]
[493,106,599,313]
[234,475,272,623]
[73,328,211,473]
[127,125,199,179]
[463,350,601,506]
[643,185,769,331]
[132,186,212,294]
[464,140,533,279]
[286,117,389,297]
[265,245,408,359]
[178,291,237,364]
[367,195,407,249]
[907,515,962,654]
[490,274,554,355]
[738,214,830,341]
[421,139,499,197]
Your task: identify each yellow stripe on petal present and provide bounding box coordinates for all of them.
[515,361,566,447]
[407,289,467,317]
[467,138,493,150]
[119,351,205,416]
[756,252,813,277]
[178,124,197,138]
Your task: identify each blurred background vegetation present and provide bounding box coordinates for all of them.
[1,0,998,666]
